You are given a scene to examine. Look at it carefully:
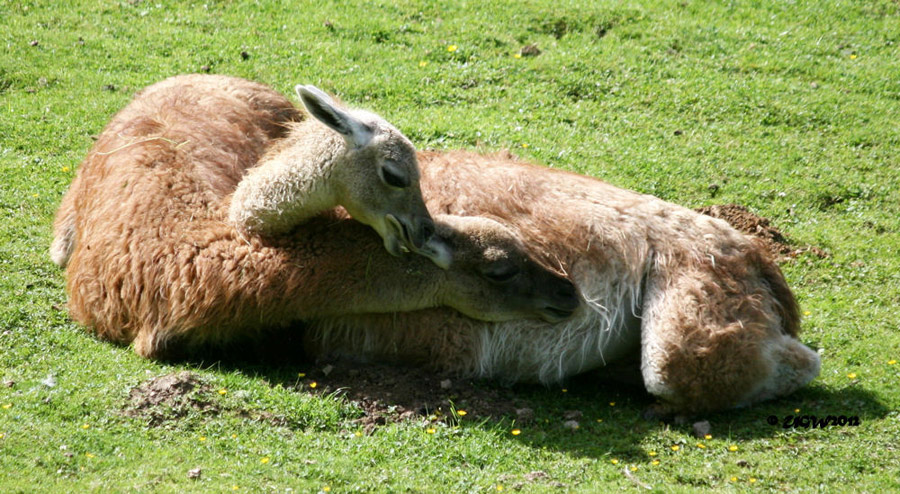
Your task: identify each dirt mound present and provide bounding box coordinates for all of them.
[695,204,826,259]
[124,371,219,426]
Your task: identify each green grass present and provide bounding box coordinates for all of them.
[2,0,899,491]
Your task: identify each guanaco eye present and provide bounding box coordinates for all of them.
[482,263,520,283]
[380,161,410,189]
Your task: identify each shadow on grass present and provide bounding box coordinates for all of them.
[168,327,890,461]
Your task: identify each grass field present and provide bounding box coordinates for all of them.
[2,0,899,491]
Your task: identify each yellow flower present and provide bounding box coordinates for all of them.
[630,465,638,472]
[704,434,712,440]
[354,431,362,437]
[671,445,680,451]
[62,166,70,172]
[610,459,619,464]
[426,427,437,434]
[609,402,616,407]
[323,486,331,492]
[596,419,603,423]
[749,478,757,483]
[728,445,738,452]
[794,408,800,414]
[648,451,657,457]
[697,443,706,449]
[889,360,897,365]
[199,436,206,442]
[418,61,428,67]
[260,457,270,464]
[847,373,857,379]
[86,453,95,458]
[456,410,467,417]
[447,45,458,52]
[496,485,504,491]
[32,193,39,198]
[850,54,857,59]
[218,389,227,395]
[511,429,521,436]
[522,143,529,149]
[803,311,811,316]
[651,460,660,466]
[82,424,90,429]
[231,434,237,439]
[298,373,306,378]
[0,433,5,439]
[730,476,738,482]
[2,404,11,409]
[232,486,239,491]
[310,381,318,389]
[513,53,522,59]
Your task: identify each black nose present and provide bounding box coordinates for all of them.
[557,279,577,301]
[413,217,436,249]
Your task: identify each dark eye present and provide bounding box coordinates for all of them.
[380,161,410,189]
[482,263,520,283]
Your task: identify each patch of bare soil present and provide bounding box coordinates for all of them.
[296,360,534,432]
[695,204,827,260]
[124,371,219,426]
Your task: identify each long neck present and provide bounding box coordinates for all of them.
[228,120,347,235]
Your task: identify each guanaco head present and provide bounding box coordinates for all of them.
[296,86,447,268]
[434,215,580,323]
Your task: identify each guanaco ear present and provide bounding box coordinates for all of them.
[295,85,373,147]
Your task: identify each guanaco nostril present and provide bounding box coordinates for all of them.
[412,217,435,249]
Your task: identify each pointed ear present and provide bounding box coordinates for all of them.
[295,85,373,147]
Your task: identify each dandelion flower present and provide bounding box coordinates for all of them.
[630,465,638,472]
[447,45,458,52]
[651,460,660,466]
[232,486,239,491]
[648,451,657,457]
[850,54,857,59]
[86,453,95,458]
[456,410,467,417]
[728,445,738,452]
[199,436,206,442]
[354,431,362,437]
[218,389,227,395]
[847,373,857,379]
[730,476,738,482]
[522,143,530,149]
[794,408,800,413]
[889,360,897,365]
[418,61,428,67]
[82,424,90,430]
[596,419,603,423]
[33,193,39,198]
[62,166,70,172]
[697,443,706,449]
[260,457,270,464]
[2,404,11,409]
[749,478,757,483]
[671,445,680,451]
[610,459,619,464]
[513,53,522,59]
[0,433,5,439]
[704,434,712,440]
[426,428,436,434]
[323,486,331,492]
[231,434,237,439]
[310,382,318,389]
[609,402,616,407]
[511,429,521,436]
[803,311,811,316]
[298,373,306,378]
[496,485,504,491]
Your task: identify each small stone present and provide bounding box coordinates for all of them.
[520,44,541,57]
[440,379,452,389]
[515,407,535,424]
[736,459,750,468]
[563,419,580,431]
[692,420,711,438]
[30,40,39,47]
[200,65,211,73]
[562,410,583,420]
[3,380,14,388]
[674,129,684,136]
[810,82,819,89]
[240,50,250,60]
[102,84,116,91]
[188,468,202,479]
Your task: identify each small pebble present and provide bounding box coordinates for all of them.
[692,420,711,438]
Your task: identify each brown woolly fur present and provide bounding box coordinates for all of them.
[308,150,820,414]
[52,75,578,359]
